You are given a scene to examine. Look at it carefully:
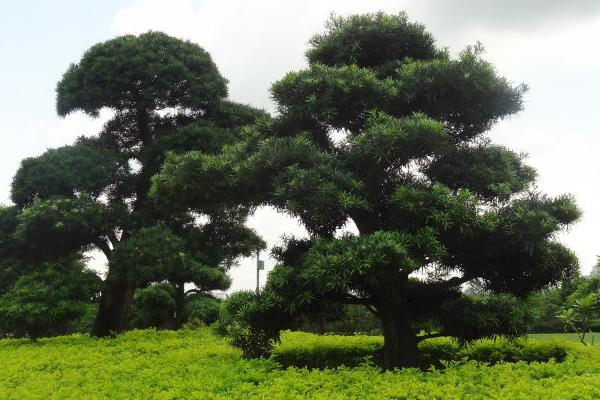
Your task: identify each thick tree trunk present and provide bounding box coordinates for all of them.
[90,109,154,338]
[91,279,135,337]
[378,303,419,369]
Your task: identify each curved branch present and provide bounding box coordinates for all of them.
[184,288,206,296]
[94,238,112,260]
[443,273,477,289]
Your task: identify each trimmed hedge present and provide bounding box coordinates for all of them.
[273,332,568,369]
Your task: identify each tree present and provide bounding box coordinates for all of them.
[130,283,176,329]
[559,276,600,344]
[0,206,102,339]
[10,32,264,337]
[152,12,580,368]
[0,261,102,340]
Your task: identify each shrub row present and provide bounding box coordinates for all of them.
[273,332,568,369]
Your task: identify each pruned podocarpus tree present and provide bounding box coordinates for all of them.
[152,12,580,368]
[10,32,264,337]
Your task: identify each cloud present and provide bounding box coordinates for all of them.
[0,110,112,205]
[47,110,112,148]
[415,0,600,31]
[112,0,410,111]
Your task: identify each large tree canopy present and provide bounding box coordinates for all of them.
[8,32,264,336]
[152,12,580,368]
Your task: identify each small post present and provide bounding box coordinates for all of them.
[256,250,260,295]
[256,250,265,295]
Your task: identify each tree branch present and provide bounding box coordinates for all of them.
[416,332,444,342]
[108,231,119,248]
[184,288,206,296]
[327,293,379,316]
[337,293,374,306]
[365,305,380,318]
[443,274,476,289]
[94,238,112,260]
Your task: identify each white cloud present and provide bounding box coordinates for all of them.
[415,0,600,31]
[47,110,113,148]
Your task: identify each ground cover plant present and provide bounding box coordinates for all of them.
[0,328,598,400]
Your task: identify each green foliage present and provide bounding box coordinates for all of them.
[0,206,23,292]
[302,230,444,293]
[274,332,568,369]
[271,63,398,133]
[393,44,526,140]
[0,205,102,340]
[425,144,537,201]
[292,304,382,336]
[215,291,282,358]
[131,284,222,330]
[130,283,176,330]
[14,195,125,260]
[307,12,439,69]
[438,294,533,343]
[56,31,227,116]
[11,139,125,208]
[558,276,600,344]
[109,225,186,286]
[1,329,599,399]
[419,337,567,366]
[343,112,449,175]
[184,293,221,326]
[272,331,383,368]
[151,149,247,213]
[0,261,101,339]
[527,289,565,333]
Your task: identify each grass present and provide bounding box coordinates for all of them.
[529,332,598,343]
[0,329,599,399]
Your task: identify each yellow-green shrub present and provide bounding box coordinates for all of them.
[0,328,598,400]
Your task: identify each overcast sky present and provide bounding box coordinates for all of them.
[1,0,599,291]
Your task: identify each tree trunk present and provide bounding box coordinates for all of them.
[173,281,186,329]
[378,304,419,369]
[90,109,153,338]
[91,279,135,337]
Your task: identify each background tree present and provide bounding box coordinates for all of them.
[153,12,580,368]
[9,32,264,337]
[559,276,600,344]
[0,206,101,339]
